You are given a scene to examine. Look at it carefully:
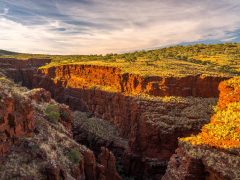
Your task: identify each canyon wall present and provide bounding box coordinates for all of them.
[38,64,227,97]
[0,58,227,97]
[163,77,240,180]
[0,78,34,156]
[0,58,231,179]
[0,76,121,180]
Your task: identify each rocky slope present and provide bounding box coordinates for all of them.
[163,77,240,180]
[0,77,121,180]
[0,77,34,156]
[0,58,233,179]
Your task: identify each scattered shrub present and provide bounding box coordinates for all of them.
[67,148,81,164]
[45,104,60,123]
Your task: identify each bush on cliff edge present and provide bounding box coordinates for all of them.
[45,104,60,123]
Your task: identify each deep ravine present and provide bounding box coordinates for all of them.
[0,58,232,179]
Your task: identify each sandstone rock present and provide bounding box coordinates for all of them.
[26,88,51,103]
[163,143,240,180]
[0,78,34,156]
[98,147,122,180]
[38,64,228,97]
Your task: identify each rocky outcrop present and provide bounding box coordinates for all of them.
[0,77,34,156]
[0,77,121,180]
[162,146,207,180]
[162,143,240,180]
[217,77,240,110]
[26,88,51,103]
[165,142,240,180]
[163,77,240,180]
[0,58,51,69]
[26,88,73,132]
[98,147,122,180]
[0,58,51,86]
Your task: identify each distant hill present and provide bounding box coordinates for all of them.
[0,49,18,56]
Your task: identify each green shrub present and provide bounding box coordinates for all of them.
[45,104,60,123]
[67,148,81,164]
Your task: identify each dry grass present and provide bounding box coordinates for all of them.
[1,43,239,77]
[181,77,240,149]
[38,58,233,77]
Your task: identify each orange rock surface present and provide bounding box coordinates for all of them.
[39,64,228,97]
[217,77,240,110]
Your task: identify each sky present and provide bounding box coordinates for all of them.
[0,0,240,55]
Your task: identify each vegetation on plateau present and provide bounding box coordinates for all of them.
[1,43,240,77]
[181,77,240,149]
[224,76,240,88]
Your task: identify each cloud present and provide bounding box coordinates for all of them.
[0,8,9,15]
[0,0,240,54]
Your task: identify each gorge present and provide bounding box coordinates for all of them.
[0,57,238,179]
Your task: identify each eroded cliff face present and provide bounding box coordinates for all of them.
[0,58,51,83]
[38,64,227,97]
[0,58,231,179]
[0,77,121,180]
[162,143,240,180]
[163,77,240,180]
[0,78,34,156]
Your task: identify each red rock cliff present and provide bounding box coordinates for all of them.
[0,78,34,156]
[0,77,121,180]
[39,64,227,97]
[163,77,240,180]
[0,58,230,179]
